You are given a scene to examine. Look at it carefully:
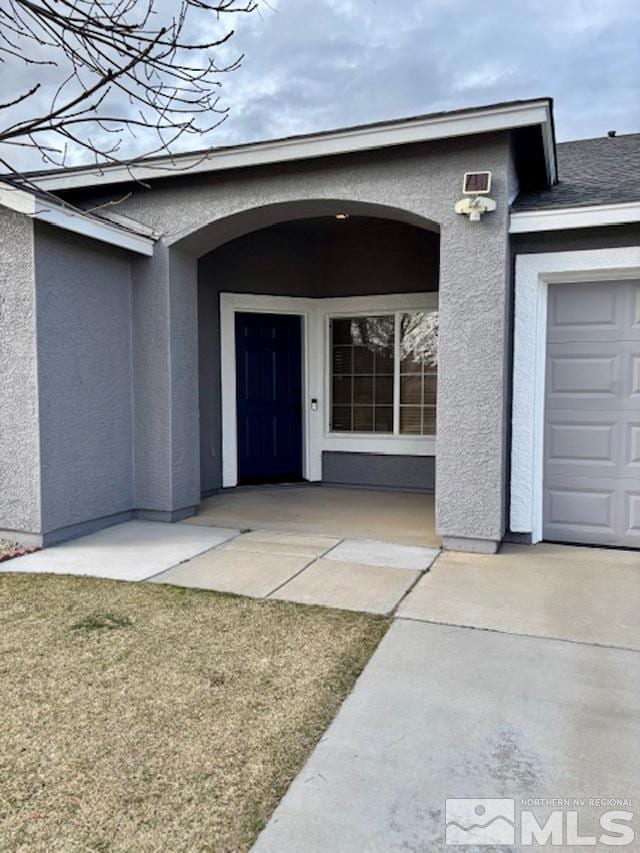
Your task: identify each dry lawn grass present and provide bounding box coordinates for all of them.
[0,574,388,852]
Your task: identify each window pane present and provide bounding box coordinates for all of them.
[330,316,394,433]
[400,406,422,434]
[354,376,373,404]
[330,312,437,436]
[423,373,437,406]
[375,406,393,432]
[422,406,437,435]
[401,310,438,369]
[353,346,374,373]
[331,318,353,344]
[375,349,394,374]
[332,376,351,405]
[401,375,422,405]
[332,346,352,374]
[400,350,422,374]
[332,406,352,431]
[354,406,374,431]
[376,375,393,404]
[399,311,438,435]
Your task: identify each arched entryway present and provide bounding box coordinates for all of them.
[181,201,441,543]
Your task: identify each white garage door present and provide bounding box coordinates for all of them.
[543,279,640,547]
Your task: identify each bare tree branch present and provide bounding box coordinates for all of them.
[0,0,257,179]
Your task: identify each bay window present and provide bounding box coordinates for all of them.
[329,309,438,436]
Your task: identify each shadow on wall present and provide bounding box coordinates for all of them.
[197,214,441,494]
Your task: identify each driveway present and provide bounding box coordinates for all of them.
[254,543,640,852]
[254,620,640,852]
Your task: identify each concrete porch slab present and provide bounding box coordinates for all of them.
[397,543,640,650]
[324,539,439,571]
[270,558,419,615]
[185,485,439,548]
[149,548,313,597]
[3,521,238,582]
[220,530,340,559]
[254,620,640,852]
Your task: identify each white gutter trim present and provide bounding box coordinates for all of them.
[0,182,154,255]
[30,100,555,192]
[510,200,640,234]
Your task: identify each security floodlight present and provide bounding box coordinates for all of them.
[455,171,496,221]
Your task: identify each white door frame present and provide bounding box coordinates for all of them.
[511,246,640,542]
[220,291,437,488]
[220,294,317,487]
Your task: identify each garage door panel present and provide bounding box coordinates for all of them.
[631,354,640,398]
[543,477,640,546]
[629,424,640,467]
[545,420,615,468]
[545,485,614,529]
[548,281,617,331]
[543,280,640,548]
[548,280,640,343]
[627,493,640,538]
[544,410,640,478]
[547,342,640,410]
[549,353,618,396]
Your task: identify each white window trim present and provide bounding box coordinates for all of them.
[511,246,640,542]
[220,291,437,488]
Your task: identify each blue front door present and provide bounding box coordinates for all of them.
[235,312,303,484]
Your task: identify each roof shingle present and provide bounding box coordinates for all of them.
[514,133,640,211]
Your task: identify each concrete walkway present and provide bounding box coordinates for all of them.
[2,521,440,615]
[3,520,239,581]
[254,620,640,852]
[152,530,439,614]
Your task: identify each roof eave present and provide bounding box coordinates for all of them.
[29,98,556,193]
[510,200,640,233]
[0,182,155,255]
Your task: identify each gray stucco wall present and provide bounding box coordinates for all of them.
[0,209,40,535]
[35,223,135,534]
[63,133,516,547]
[198,218,439,492]
[322,452,435,492]
[130,244,200,515]
[169,248,200,510]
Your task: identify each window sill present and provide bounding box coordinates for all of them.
[321,433,436,457]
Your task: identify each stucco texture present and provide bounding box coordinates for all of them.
[35,223,135,534]
[63,133,515,544]
[60,132,514,540]
[130,245,200,513]
[0,209,40,534]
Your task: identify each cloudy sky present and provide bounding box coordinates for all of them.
[215,0,640,145]
[3,0,640,170]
